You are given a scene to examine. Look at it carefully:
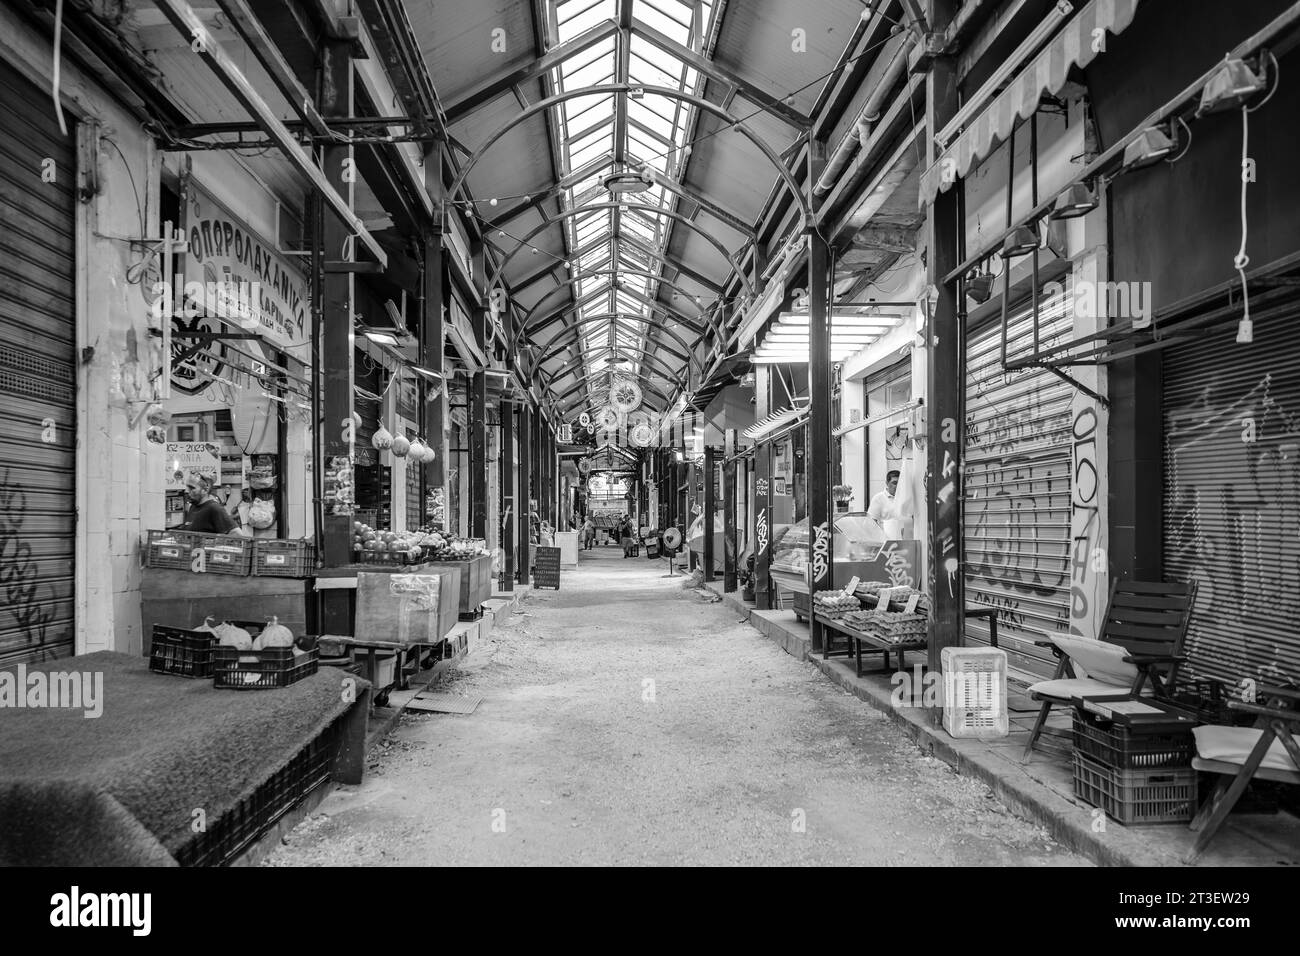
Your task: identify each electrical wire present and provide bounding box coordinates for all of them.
[51,0,67,137]
[101,137,147,238]
[1234,105,1252,344]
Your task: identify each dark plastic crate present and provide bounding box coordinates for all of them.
[1071,709,1195,770]
[174,726,336,866]
[1072,752,1198,825]
[1169,678,1238,725]
[200,540,253,576]
[253,539,317,577]
[144,530,204,570]
[149,625,217,678]
[213,646,318,690]
[144,530,252,575]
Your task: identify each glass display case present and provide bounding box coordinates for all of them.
[770,512,889,588]
[769,512,917,619]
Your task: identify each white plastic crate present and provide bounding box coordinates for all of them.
[940,646,1009,739]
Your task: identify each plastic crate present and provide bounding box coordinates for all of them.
[1072,752,1198,824]
[253,539,317,577]
[149,625,217,678]
[941,646,1009,739]
[1072,709,1195,770]
[213,645,319,689]
[144,530,252,575]
[1169,678,1237,725]
[144,530,204,570]
[212,622,318,689]
[174,726,336,866]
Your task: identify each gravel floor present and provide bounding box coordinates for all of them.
[267,547,1088,866]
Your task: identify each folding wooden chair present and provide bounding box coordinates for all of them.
[1185,685,1300,863]
[1023,579,1198,761]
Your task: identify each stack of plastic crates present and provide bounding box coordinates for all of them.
[174,724,337,866]
[1071,707,1198,824]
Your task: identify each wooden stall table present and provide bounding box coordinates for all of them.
[815,614,928,678]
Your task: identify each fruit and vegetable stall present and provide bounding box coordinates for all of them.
[141,522,495,703]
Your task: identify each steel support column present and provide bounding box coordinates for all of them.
[517,403,532,585]
[753,366,773,609]
[470,309,489,540]
[702,444,717,582]
[723,429,737,593]
[499,397,515,591]
[422,152,448,532]
[319,38,353,571]
[807,143,834,654]
[925,0,964,692]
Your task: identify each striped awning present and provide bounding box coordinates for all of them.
[919,0,1142,206]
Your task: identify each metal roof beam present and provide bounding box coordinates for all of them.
[643,168,754,238]
[485,154,614,229]
[619,232,723,293]
[152,0,386,264]
[444,18,619,124]
[632,18,812,130]
[534,317,691,368]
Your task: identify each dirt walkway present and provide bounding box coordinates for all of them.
[268,547,1088,866]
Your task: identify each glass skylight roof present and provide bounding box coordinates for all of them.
[546,0,716,410]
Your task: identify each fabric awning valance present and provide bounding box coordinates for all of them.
[743,403,809,442]
[919,0,1142,207]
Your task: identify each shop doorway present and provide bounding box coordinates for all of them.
[0,57,77,663]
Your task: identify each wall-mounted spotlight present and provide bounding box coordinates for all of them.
[1121,125,1178,170]
[1049,182,1099,220]
[1197,55,1268,116]
[965,269,995,303]
[1000,223,1041,258]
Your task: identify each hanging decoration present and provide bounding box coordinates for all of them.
[596,406,621,432]
[610,375,643,413]
[391,434,411,457]
[371,423,394,450]
[409,438,429,463]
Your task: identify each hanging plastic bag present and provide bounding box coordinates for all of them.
[895,453,917,518]
[249,497,276,530]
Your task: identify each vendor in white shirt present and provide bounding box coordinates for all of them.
[867,470,903,539]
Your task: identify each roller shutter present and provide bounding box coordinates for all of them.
[963,305,1075,678]
[0,58,77,664]
[1163,307,1300,688]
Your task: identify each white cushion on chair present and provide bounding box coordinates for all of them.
[1049,634,1142,686]
[1029,677,1154,702]
[1193,726,1299,773]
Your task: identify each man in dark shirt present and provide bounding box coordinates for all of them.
[180,472,236,533]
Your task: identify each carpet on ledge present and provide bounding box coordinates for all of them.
[0,651,366,866]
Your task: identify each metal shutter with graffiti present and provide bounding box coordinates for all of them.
[0,59,77,665]
[963,306,1075,678]
[1163,308,1300,689]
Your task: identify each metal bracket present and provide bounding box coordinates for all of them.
[1041,365,1110,409]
